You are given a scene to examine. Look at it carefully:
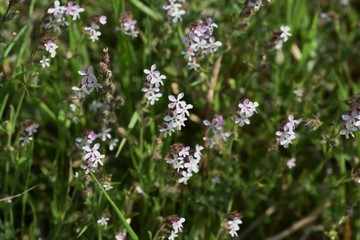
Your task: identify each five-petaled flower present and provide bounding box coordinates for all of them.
[280,25,292,42]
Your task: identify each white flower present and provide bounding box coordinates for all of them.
[44,41,58,58]
[78,66,97,84]
[238,99,259,117]
[194,144,203,159]
[168,92,185,110]
[184,155,200,173]
[109,138,119,151]
[235,99,259,127]
[19,136,33,146]
[178,171,192,185]
[47,1,65,17]
[144,64,160,81]
[115,231,126,240]
[98,127,112,141]
[161,93,192,136]
[117,13,139,38]
[97,217,109,226]
[172,217,185,233]
[99,15,107,25]
[163,0,186,23]
[40,55,50,68]
[82,143,101,162]
[178,146,190,157]
[103,183,113,191]
[283,114,301,132]
[280,25,292,42]
[173,157,185,172]
[287,157,296,169]
[227,217,242,237]
[276,114,300,148]
[84,23,101,42]
[168,230,178,240]
[248,0,261,12]
[142,64,165,105]
[25,123,39,136]
[92,154,105,168]
[340,126,358,139]
[187,61,200,70]
[208,37,222,53]
[145,90,162,105]
[276,130,296,148]
[64,1,84,21]
[135,186,145,195]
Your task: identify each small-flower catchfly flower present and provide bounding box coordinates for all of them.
[166,143,203,184]
[276,114,301,148]
[116,12,139,38]
[339,109,360,139]
[142,64,166,105]
[163,0,186,23]
[182,17,222,70]
[160,92,193,137]
[235,99,259,127]
[280,25,292,42]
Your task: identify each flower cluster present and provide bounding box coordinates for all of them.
[163,0,186,23]
[235,99,259,127]
[20,122,39,146]
[166,143,203,185]
[44,40,58,58]
[165,215,186,240]
[39,38,58,68]
[339,109,360,139]
[276,114,301,148]
[116,12,139,38]
[226,215,243,237]
[75,130,97,149]
[142,64,166,105]
[265,25,292,50]
[44,0,84,30]
[72,66,103,100]
[160,92,193,137]
[81,143,105,174]
[83,15,107,42]
[182,17,222,70]
[203,115,232,149]
[75,131,105,174]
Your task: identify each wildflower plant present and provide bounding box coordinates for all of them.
[182,17,222,70]
[235,99,259,127]
[166,143,203,184]
[116,12,139,38]
[203,115,232,149]
[276,115,301,148]
[160,92,193,137]
[339,101,360,139]
[163,0,186,23]
[142,64,166,105]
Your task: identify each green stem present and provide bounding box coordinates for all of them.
[90,172,139,240]
[21,141,34,238]
[115,110,139,157]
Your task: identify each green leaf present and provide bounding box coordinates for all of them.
[3,25,29,58]
[0,93,9,120]
[39,102,57,121]
[129,0,163,21]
